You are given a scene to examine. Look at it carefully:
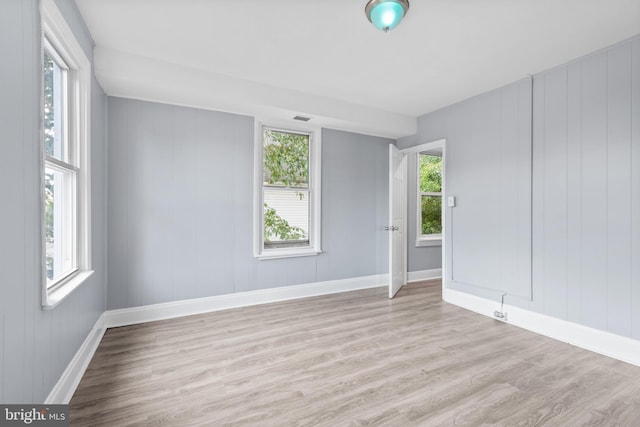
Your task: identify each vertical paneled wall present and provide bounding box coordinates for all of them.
[532,38,640,339]
[399,80,533,301]
[445,80,532,299]
[106,99,391,310]
[0,0,107,403]
[633,39,640,341]
[399,35,640,340]
[321,129,390,282]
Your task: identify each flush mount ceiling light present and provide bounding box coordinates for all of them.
[365,0,410,32]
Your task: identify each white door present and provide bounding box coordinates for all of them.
[388,144,407,298]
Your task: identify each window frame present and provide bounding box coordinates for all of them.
[416,148,443,248]
[253,121,322,260]
[41,0,93,308]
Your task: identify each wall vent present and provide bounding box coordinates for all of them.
[293,115,311,122]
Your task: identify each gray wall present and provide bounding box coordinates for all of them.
[0,0,107,403]
[399,35,640,340]
[529,37,639,338]
[405,79,533,300]
[106,98,390,309]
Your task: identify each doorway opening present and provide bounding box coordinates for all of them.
[388,139,446,299]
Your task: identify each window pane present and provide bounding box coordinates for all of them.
[421,195,442,235]
[263,129,309,188]
[44,169,56,280]
[264,189,309,248]
[419,154,442,193]
[44,52,66,161]
[45,166,77,286]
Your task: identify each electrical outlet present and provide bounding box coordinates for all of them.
[493,310,508,321]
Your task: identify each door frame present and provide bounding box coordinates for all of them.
[400,138,447,296]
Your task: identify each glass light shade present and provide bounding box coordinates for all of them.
[366,0,408,32]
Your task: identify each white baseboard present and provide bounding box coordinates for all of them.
[443,288,640,367]
[407,268,442,283]
[101,274,388,328]
[45,320,107,404]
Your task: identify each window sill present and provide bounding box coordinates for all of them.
[416,237,442,248]
[43,270,94,309]
[257,248,322,260]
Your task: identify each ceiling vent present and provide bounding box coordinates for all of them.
[293,115,311,122]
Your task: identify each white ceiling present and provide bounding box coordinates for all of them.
[75,0,640,138]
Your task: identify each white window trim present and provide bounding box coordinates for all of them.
[414,141,444,248]
[41,0,92,309]
[253,120,322,260]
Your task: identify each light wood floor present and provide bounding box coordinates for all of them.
[70,281,640,426]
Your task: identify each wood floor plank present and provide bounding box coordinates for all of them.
[69,281,640,426]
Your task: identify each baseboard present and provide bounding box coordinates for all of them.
[443,288,640,367]
[407,268,442,283]
[45,320,107,404]
[102,274,388,328]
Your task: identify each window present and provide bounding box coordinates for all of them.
[254,124,321,259]
[41,0,92,308]
[417,152,442,246]
[44,42,76,285]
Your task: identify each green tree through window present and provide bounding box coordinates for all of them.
[262,129,310,244]
[419,154,442,235]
